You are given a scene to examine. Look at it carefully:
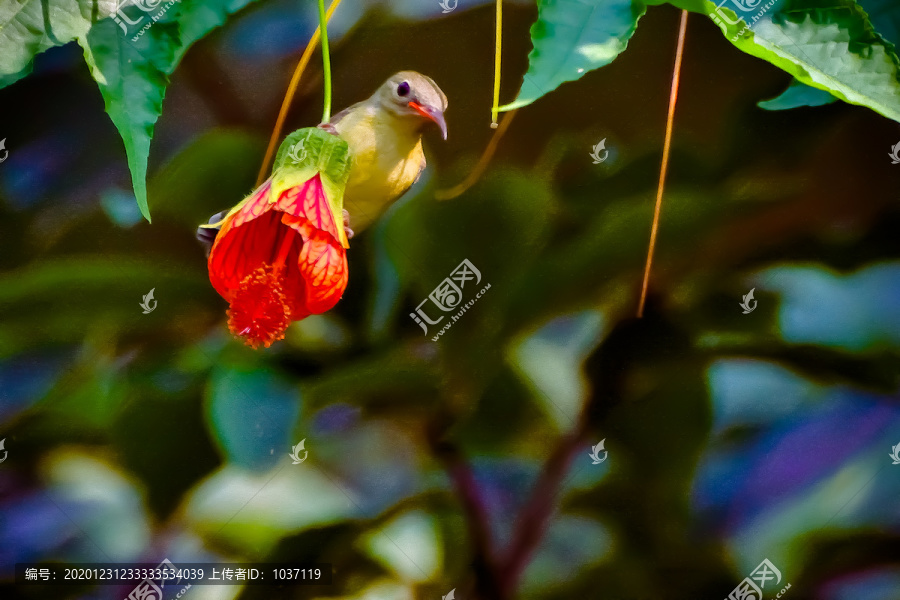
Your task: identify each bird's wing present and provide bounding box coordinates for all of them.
[328,100,366,127]
[413,154,426,185]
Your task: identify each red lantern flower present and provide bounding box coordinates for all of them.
[207,173,349,349]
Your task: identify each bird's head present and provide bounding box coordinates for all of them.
[375,71,448,140]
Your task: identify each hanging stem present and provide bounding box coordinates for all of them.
[426,413,505,599]
[256,0,342,186]
[637,10,688,318]
[435,109,517,200]
[491,0,503,128]
[499,421,587,596]
[435,0,511,199]
[317,0,332,124]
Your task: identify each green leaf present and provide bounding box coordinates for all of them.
[358,510,442,582]
[758,0,900,111]
[0,0,260,222]
[758,77,838,109]
[510,310,605,431]
[94,0,261,222]
[84,18,178,223]
[650,0,900,123]
[0,0,116,78]
[206,366,301,470]
[500,0,647,111]
[185,463,358,552]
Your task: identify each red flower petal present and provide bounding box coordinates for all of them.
[275,174,341,241]
[208,180,277,300]
[207,174,349,348]
[209,210,283,301]
[297,229,348,313]
[229,179,274,230]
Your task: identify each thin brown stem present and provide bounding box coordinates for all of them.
[435,109,517,200]
[499,415,588,596]
[427,416,503,599]
[256,0,342,185]
[637,9,689,318]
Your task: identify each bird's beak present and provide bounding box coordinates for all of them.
[408,101,448,140]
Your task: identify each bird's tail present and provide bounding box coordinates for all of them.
[196,209,229,257]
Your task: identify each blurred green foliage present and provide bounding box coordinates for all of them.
[1,1,900,600]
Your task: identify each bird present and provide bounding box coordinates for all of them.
[323,70,448,234]
[197,71,447,249]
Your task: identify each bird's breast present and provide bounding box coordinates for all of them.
[336,108,426,231]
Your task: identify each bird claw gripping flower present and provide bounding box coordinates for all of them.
[201,128,352,349]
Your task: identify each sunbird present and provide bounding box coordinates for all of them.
[321,70,448,235]
[197,71,448,348]
[198,70,448,247]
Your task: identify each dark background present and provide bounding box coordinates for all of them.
[1,0,900,599]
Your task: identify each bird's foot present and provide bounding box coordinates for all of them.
[317,123,339,136]
[342,209,354,240]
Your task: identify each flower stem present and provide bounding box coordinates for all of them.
[256,0,341,186]
[318,0,332,124]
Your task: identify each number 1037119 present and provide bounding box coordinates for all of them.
[273,568,321,580]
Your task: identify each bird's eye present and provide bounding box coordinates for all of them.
[397,81,410,97]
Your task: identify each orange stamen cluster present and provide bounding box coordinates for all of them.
[226,227,299,349]
[226,265,292,349]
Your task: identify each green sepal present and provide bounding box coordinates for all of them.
[271,127,352,248]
